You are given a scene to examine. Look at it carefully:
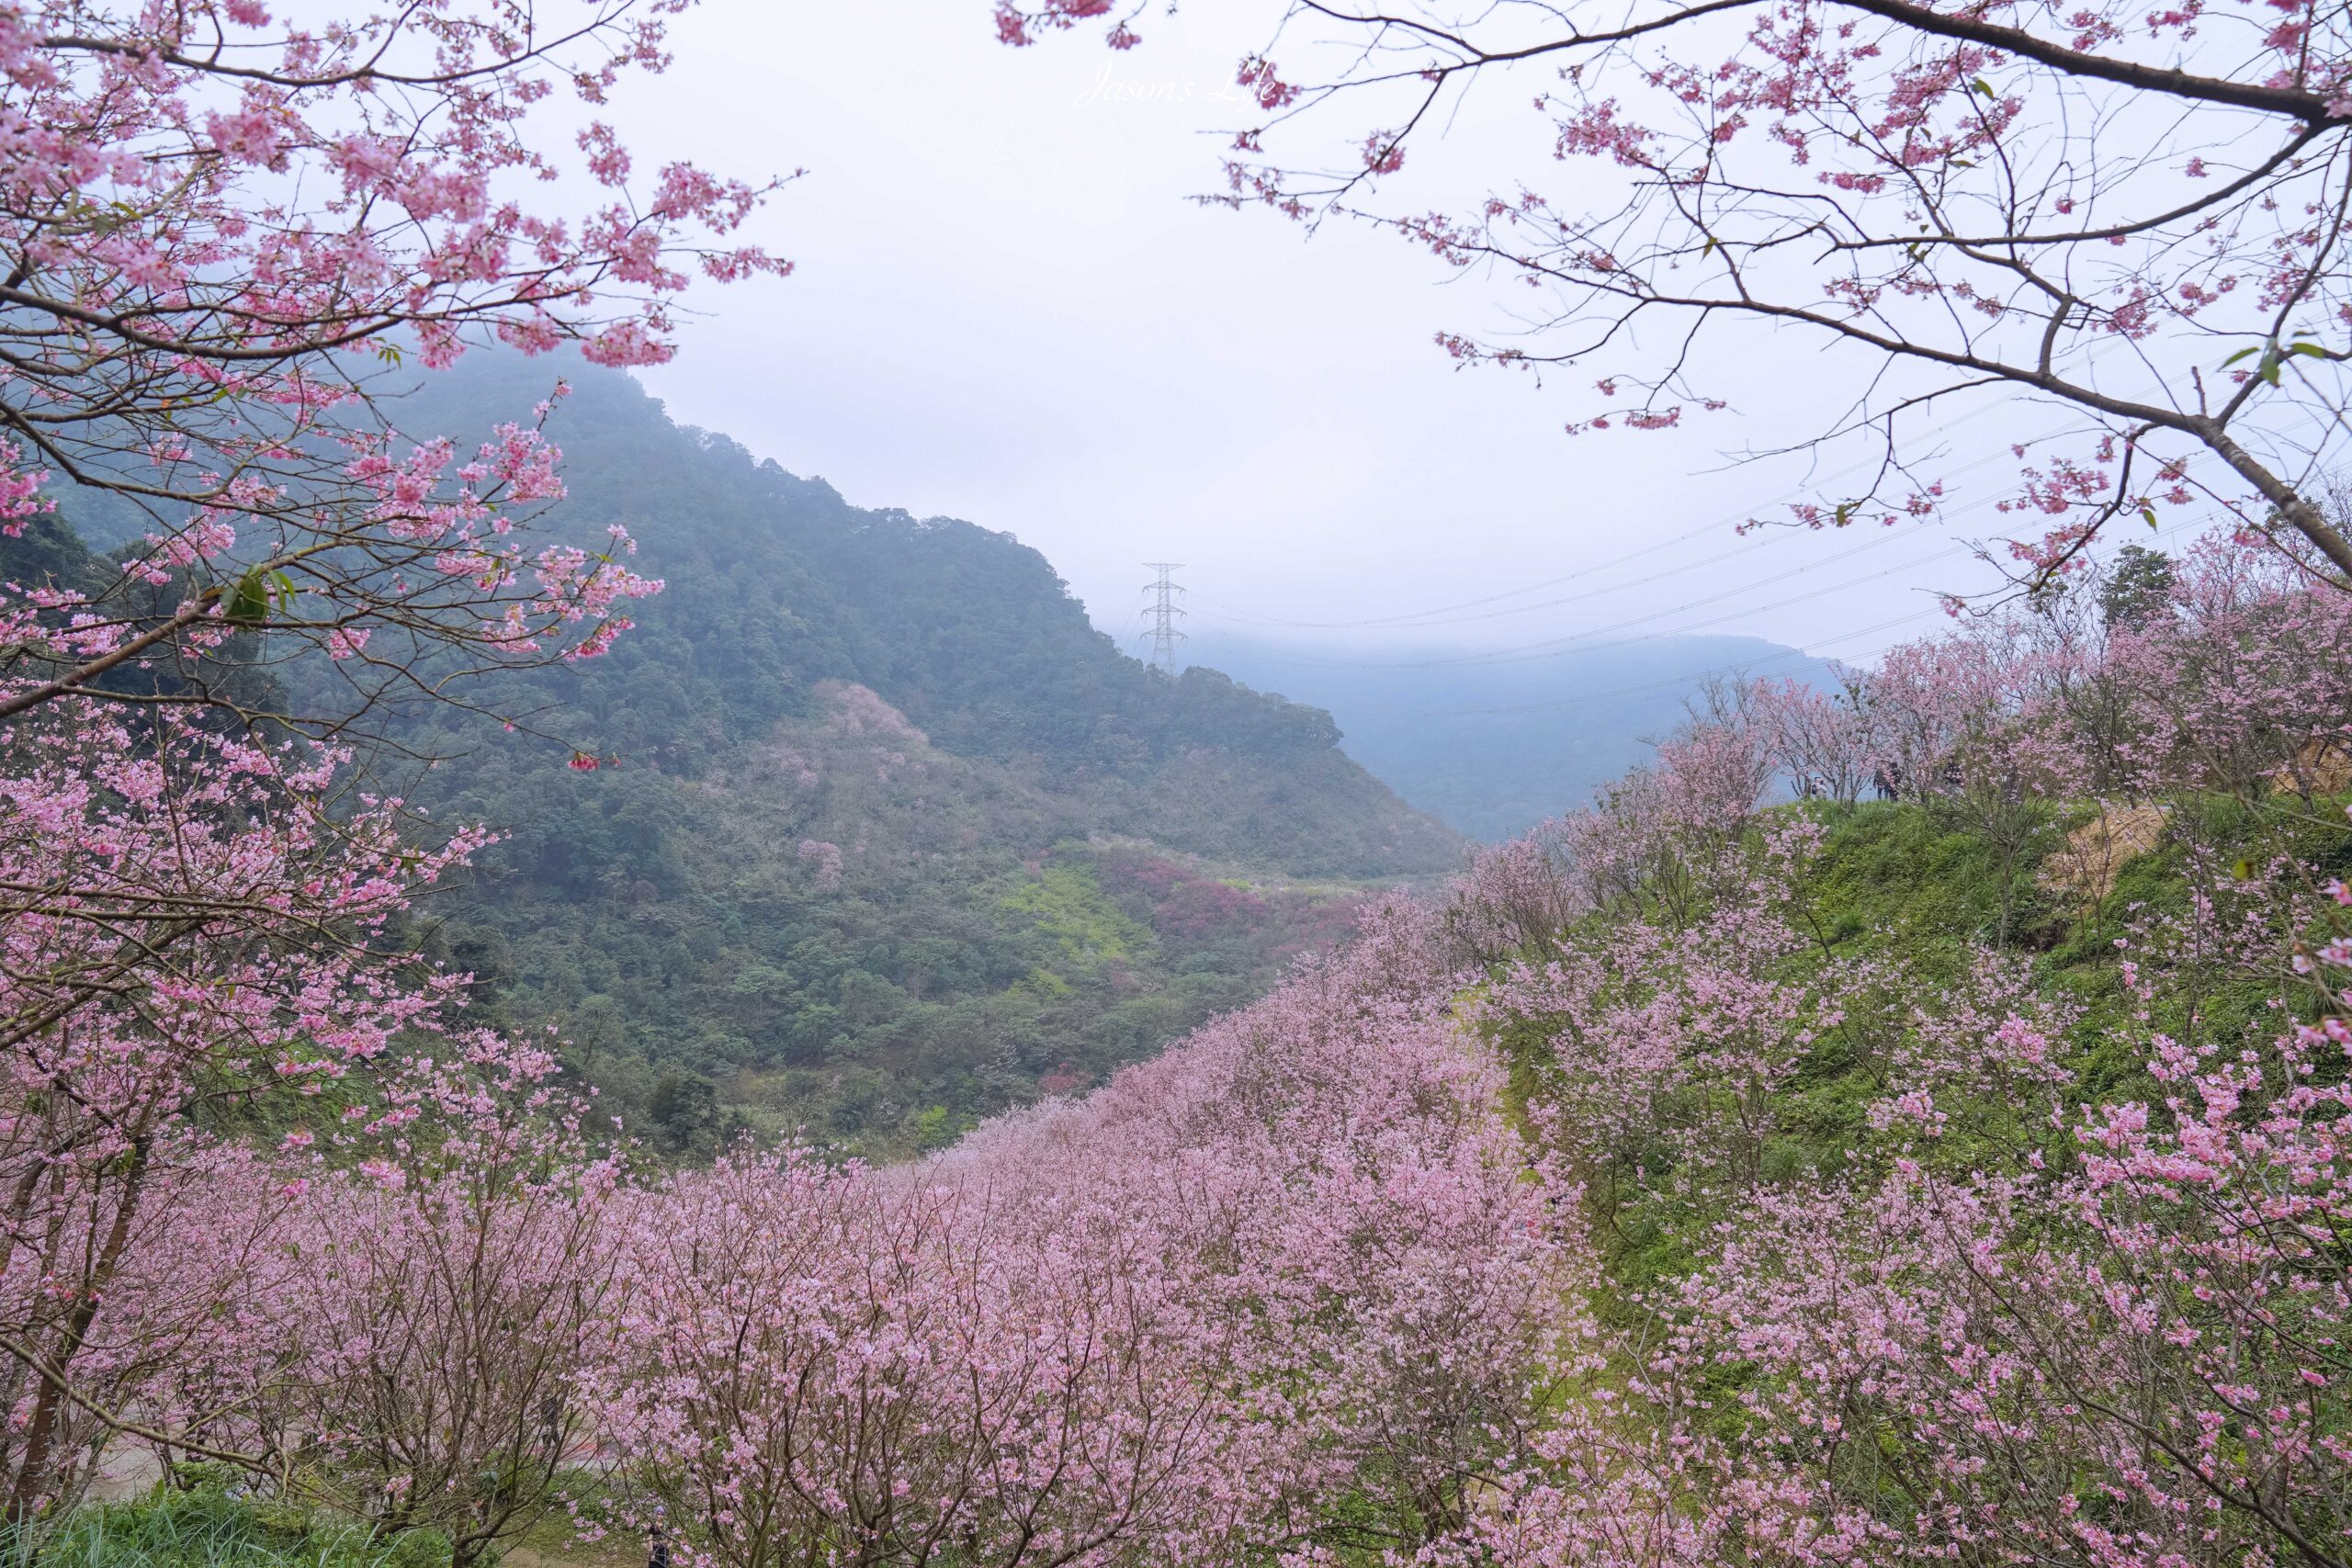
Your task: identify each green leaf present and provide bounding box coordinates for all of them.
[2287,340,2330,358]
[2220,344,2262,367]
[2140,504,2158,529]
[225,567,270,624]
[269,570,298,613]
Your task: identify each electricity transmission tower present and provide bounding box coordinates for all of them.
[1141,562,1186,674]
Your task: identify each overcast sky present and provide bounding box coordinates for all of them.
[586,0,2115,672]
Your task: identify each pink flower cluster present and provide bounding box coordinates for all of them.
[0,0,780,705]
[584,893,1579,1567]
[998,0,2352,580]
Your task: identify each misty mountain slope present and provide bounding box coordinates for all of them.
[1185,631,1837,840]
[381,359,1461,876]
[23,358,1462,1155]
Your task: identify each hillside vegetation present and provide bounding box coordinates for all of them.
[9,0,2352,1559]
[1397,535,2352,1566]
[17,360,1461,1155]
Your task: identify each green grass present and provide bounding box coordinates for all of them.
[1802,797,2057,962]
[997,857,1155,991]
[35,1486,448,1568]
[1479,790,2352,1308]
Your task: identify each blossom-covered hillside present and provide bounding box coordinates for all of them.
[563,526,2352,1568]
[7,0,2351,1559]
[17,526,2347,1568]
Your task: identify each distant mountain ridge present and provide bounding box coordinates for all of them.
[1185,630,1836,840]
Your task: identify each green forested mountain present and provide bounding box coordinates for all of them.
[24,359,1462,1156]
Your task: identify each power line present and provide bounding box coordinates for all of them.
[1194,510,1751,632]
[1353,607,1947,717]
[1225,525,1975,672]
[1357,513,2208,718]
[1196,458,2030,646]
[1195,449,2220,675]
[1189,361,2246,639]
[1141,562,1186,674]
[1189,384,2137,635]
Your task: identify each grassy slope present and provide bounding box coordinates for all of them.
[1487,788,2352,1314]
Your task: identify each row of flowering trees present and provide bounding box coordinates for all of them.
[593,900,1576,1568]
[0,694,1583,1565]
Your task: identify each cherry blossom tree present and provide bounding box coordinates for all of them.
[0,13,779,1527]
[1443,824,1587,961]
[587,888,1578,1568]
[1001,0,2352,585]
[1599,929,2352,1568]
[230,1037,626,1568]
[594,1147,1237,1568]
[2101,532,2352,799]
[0,0,784,739]
[935,898,1579,1562]
[1753,669,1880,807]
[0,696,494,1536]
